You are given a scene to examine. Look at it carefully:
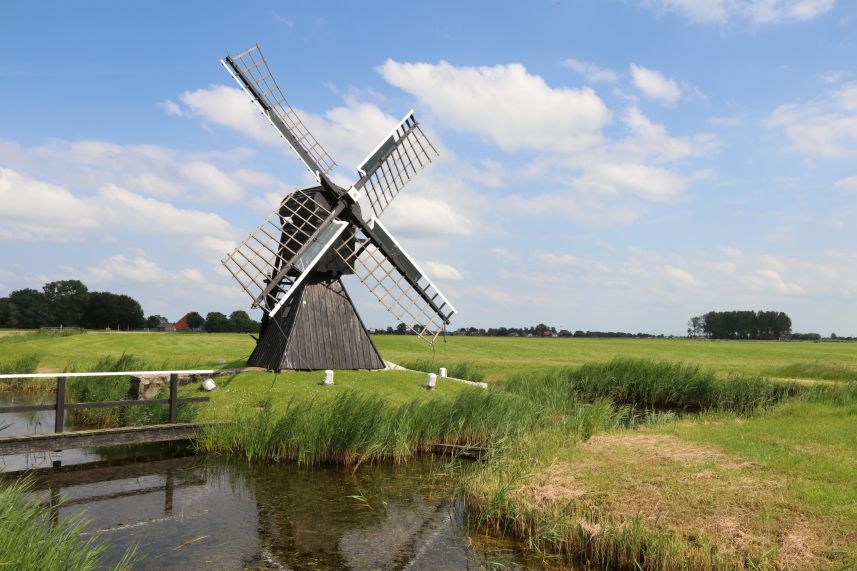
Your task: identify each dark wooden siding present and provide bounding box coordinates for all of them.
[248,276,385,371]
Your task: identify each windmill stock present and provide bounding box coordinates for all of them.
[220,44,457,371]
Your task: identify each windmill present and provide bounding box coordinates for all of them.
[219,44,457,371]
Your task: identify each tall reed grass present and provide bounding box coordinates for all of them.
[503,358,802,414]
[0,353,48,392]
[66,353,198,428]
[199,388,540,465]
[0,478,135,570]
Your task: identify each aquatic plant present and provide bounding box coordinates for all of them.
[0,477,136,570]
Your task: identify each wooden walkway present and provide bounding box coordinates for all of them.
[0,423,209,455]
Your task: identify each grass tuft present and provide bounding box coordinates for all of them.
[0,477,135,570]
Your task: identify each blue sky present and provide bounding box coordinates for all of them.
[2,0,856,335]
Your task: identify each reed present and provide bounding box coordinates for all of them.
[198,387,539,464]
[0,353,50,392]
[0,478,136,570]
[502,358,801,414]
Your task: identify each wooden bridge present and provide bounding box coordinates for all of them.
[0,370,216,457]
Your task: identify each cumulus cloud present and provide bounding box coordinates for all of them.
[638,0,835,25]
[834,175,857,190]
[0,138,253,204]
[561,58,619,83]
[664,265,698,286]
[766,82,857,157]
[630,64,682,105]
[378,60,612,152]
[421,261,463,281]
[0,167,97,240]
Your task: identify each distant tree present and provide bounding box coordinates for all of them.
[146,315,168,329]
[83,292,145,330]
[4,289,53,328]
[0,298,21,328]
[185,312,205,331]
[228,310,260,333]
[42,280,89,326]
[395,322,408,335]
[204,312,231,333]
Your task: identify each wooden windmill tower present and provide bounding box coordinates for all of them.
[220,44,457,371]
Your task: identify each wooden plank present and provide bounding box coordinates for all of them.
[0,423,209,455]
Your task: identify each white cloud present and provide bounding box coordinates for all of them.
[95,184,234,238]
[719,245,744,257]
[834,175,857,189]
[378,60,612,152]
[630,64,682,105]
[766,82,857,157]
[664,265,698,286]
[0,168,97,240]
[740,268,804,295]
[180,161,243,202]
[573,162,690,202]
[422,261,463,281]
[561,58,619,83]
[0,138,252,204]
[638,0,835,25]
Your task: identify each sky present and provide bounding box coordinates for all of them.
[1,0,856,335]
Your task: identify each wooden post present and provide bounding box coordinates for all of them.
[55,376,66,433]
[169,373,178,424]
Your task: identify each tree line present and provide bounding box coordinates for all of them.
[0,280,145,330]
[372,323,663,338]
[0,279,261,333]
[687,310,792,340]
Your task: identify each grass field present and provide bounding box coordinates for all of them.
[1,330,856,383]
[375,335,857,381]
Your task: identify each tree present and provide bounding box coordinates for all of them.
[5,289,53,328]
[204,312,231,333]
[0,299,21,328]
[42,280,89,326]
[228,310,259,333]
[185,311,205,331]
[83,292,145,330]
[146,315,168,329]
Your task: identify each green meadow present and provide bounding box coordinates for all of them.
[2,329,857,568]
[2,330,857,383]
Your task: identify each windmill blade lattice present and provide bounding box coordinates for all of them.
[222,189,345,314]
[335,219,456,341]
[224,44,336,177]
[354,112,438,218]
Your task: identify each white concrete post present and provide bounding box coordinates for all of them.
[439,367,448,378]
[323,369,335,386]
[423,372,437,390]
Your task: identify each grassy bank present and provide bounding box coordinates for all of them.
[0,478,135,570]
[457,376,857,570]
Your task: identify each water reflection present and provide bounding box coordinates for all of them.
[12,454,549,570]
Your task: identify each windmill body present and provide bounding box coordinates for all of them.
[219,45,457,371]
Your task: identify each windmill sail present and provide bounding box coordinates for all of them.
[222,189,347,316]
[353,111,438,218]
[335,218,456,341]
[223,45,336,179]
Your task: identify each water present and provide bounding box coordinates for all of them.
[1,393,550,570]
